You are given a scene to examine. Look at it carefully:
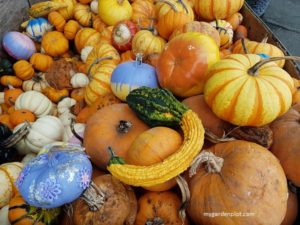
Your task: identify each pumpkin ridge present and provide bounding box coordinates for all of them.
[225,55,248,67]
[226,0,231,21]
[246,79,263,125]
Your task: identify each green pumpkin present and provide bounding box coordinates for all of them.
[0,57,13,75]
[126,87,189,127]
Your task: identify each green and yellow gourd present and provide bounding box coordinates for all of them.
[107,87,205,187]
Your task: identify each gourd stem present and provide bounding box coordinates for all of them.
[117,0,124,5]
[261,35,268,44]
[248,56,300,76]
[135,53,144,66]
[145,217,165,225]
[81,181,105,211]
[189,151,224,178]
[205,128,236,144]
[241,38,249,54]
[87,56,114,78]
[107,147,126,165]
[117,120,133,133]
[175,175,190,223]
[70,119,83,145]
[154,0,178,12]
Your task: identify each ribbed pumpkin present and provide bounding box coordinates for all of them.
[187,140,288,225]
[131,0,156,27]
[194,0,244,20]
[48,11,66,32]
[157,32,220,97]
[155,0,194,39]
[41,31,69,57]
[92,15,107,33]
[42,86,69,103]
[84,103,149,169]
[1,76,23,87]
[29,53,53,72]
[210,20,234,49]
[100,26,114,45]
[84,43,120,105]
[22,74,48,92]
[9,109,36,127]
[52,0,77,20]
[4,87,23,106]
[13,60,35,81]
[203,54,294,126]
[75,28,102,53]
[74,3,93,27]
[64,20,81,40]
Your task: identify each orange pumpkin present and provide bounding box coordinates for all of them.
[131,0,156,27]
[157,32,220,97]
[234,25,248,42]
[135,191,189,225]
[92,15,107,33]
[84,103,149,169]
[144,53,160,68]
[13,60,35,81]
[76,106,95,123]
[41,31,69,57]
[225,12,243,30]
[120,50,134,63]
[64,20,81,40]
[48,11,66,32]
[0,76,23,87]
[75,28,102,53]
[100,26,114,45]
[187,140,288,225]
[74,3,93,27]
[4,88,23,106]
[29,53,53,72]
[9,109,36,127]
[42,86,69,103]
[0,114,13,129]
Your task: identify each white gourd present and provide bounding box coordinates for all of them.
[22,74,49,92]
[57,97,76,114]
[0,205,10,225]
[71,73,89,88]
[90,0,98,14]
[81,46,94,63]
[63,123,85,142]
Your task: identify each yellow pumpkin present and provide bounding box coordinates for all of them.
[41,31,69,57]
[74,28,102,53]
[52,0,77,20]
[29,53,53,72]
[48,11,66,32]
[13,60,35,81]
[98,0,133,26]
[204,54,294,126]
[74,3,93,27]
[64,20,81,40]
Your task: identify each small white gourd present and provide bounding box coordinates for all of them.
[90,0,98,14]
[57,97,76,114]
[71,73,89,88]
[81,46,94,63]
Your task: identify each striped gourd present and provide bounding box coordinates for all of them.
[107,87,205,187]
[74,28,102,53]
[204,54,294,127]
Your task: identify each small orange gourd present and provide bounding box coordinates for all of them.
[48,11,66,32]
[13,60,35,81]
[29,53,53,72]
[4,87,23,106]
[9,109,36,127]
[42,86,69,103]
[64,20,81,40]
[92,15,107,33]
[0,76,23,87]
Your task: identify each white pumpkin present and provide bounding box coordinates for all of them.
[0,92,5,104]
[22,74,49,92]
[57,97,76,115]
[63,123,85,142]
[90,0,98,14]
[14,116,64,154]
[81,46,93,63]
[15,91,54,117]
[0,205,10,225]
[0,162,23,208]
[71,73,89,88]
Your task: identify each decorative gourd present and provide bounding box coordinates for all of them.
[42,86,69,103]
[9,110,36,127]
[15,91,54,117]
[81,46,94,63]
[132,30,166,56]
[4,87,23,106]
[64,20,81,40]
[22,74,49,92]
[75,28,102,53]
[90,0,98,13]
[107,87,205,187]
[98,0,133,26]
[92,15,106,32]
[70,73,88,88]
[0,162,23,208]
[30,53,53,72]
[13,60,35,81]
[26,17,52,42]
[135,191,189,225]
[226,12,243,30]
[187,140,288,225]
[194,0,244,20]
[157,32,220,97]
[0,76,23,87]
[281,190,298,225]
[41,31,69,57]
[59,111,76,127]
[2,32,36,60]
[0,58,13,75]
[48,11,66,32]
[210,20,234,49]
[74,3,93,27]
[99,26,114,45]
[84,103,149,169]
[110,56,159,101]
[16,143,92,208]
[8,195,61,225]
[131,0,156,27]
[169,21,221,47]
[112,20,138,52]
[204,55,294,126]
[57,97,76,114]
[52,0,77,20]
[156,0,194,39]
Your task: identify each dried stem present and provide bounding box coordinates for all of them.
[81,181,105,211]
[175,175,190,223]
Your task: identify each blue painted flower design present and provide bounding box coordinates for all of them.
[15,165,30,188]
[78,167,91,190]
[29,153,48,166]
[36,178,62,204]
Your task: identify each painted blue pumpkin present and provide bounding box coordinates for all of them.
[26,18,53,42]
[111,60,159,101]
[15,143,92,209]
[2,32,36,60]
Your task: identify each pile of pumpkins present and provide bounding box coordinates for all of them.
[0,0,299,224]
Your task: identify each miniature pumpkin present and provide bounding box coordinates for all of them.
[75,28,102,53]
[22,74,49,92]
[41,31,69,57]
[204,54,294,126]
[26,17,53,42]
[84,103,149,169]
[13,60,35,81]
[48,11,66,32]
[99,26,114,45]
[71,73,89,88]
[210,20,234,49]
[15,91,54,117]
[74,3,93,27]
[90,0,98,13]
[42,86,69,103]
[64,20,81,40]
[135,191,189,225]
[52,0,77,20]
[187,140,288,225]
[120,50,134,63]
[0,162,23,208]
[29,53,53,72]
[226,12,243,30]
[194,0,244,20]
[157,32,220,97]
[4,87,23,106]
[131,0,156,27]
[98,0,133,26]
[92,15,107,33]
[9,110,36,127]
[0,76,23,87]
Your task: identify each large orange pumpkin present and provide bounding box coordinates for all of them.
[157,32,220,97]
[187,140,288,225]
[84,103,149,169]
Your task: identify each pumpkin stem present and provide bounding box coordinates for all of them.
[261,35,268,44]
[87,56,114,78]
[248,56,300,76]
[117,0,124,4]
[175,175,190,223]
[32,73,44,82]
[241,38,249,54]
[189,151,224,177]
[117,120,133,133]
[145,217,165,225]
[135,53,144,66]
[205,128,236,144]
[154,0,178,12]
[81,181,106,211]
[176,0,189,14]
[107,147,126,165]
[70,119,84,145]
